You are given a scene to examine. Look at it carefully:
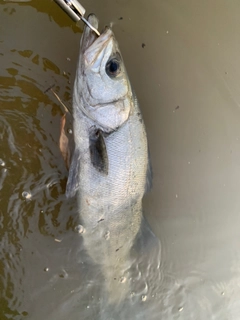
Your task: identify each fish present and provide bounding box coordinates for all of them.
[60,14,152,304]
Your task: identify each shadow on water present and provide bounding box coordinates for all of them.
[0,1,163,320]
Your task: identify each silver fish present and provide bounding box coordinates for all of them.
[61,14,152,304]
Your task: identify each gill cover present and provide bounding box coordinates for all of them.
[74,15,133,133]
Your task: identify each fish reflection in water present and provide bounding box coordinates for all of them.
[58,14,162,319]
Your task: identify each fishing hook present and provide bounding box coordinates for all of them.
[54,0,100,36]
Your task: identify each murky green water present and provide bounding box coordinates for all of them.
[2,0,240,319]
[0,1,81,318]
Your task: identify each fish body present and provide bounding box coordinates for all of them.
[65,14,150,303]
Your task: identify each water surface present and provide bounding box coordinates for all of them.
[1,0,240,319]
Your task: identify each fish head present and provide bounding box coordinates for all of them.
[75,14,132,132]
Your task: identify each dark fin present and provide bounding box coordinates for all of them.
[145,148,153,193]
[89,128,108,175]
[65,148,81,198]
[59,114,71,170]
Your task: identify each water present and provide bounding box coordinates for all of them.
[1,0,240,319]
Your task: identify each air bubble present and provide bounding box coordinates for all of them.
[44,267,49,272]
[22,191,32,200]
[68,128,73,134]
[75,225,85,234]
[104,231,110,240]
[120,277,126,283]
[141,295,147,302]
[178,306,183,312]
[0,159,5,166]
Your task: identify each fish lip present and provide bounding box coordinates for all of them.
[81,14,99,53]
[81,14,112,54]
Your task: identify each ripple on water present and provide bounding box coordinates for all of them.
[0,61,164,320]
[0,42,76,319]
[0,5,165,320]
[95,219,162,320]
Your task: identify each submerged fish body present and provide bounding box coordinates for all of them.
[65,15,150,303]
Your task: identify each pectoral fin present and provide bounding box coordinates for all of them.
[89,128,108,175]
[59,114,78,198]
[65,148,81,198]
[59,114,71,170]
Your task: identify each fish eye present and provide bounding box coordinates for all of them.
[106,57,121,78]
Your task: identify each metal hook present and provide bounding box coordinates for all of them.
[54,0,100,36]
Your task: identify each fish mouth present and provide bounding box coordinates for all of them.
[81,14,112,54]
[81,14,100,52]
